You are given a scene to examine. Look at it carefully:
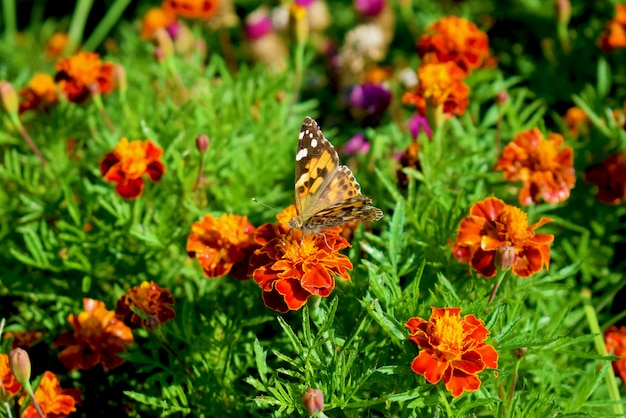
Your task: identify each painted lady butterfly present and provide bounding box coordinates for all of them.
[288,117,383,233]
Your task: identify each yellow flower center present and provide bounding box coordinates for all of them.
[431,310,466,360]
[498,206,532,243]
[115,138,149,179]
[28,74,56,96]
[281,233,318,262]
[65,52,102,85]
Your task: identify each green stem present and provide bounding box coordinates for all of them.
[2,0,16,46]
[66,0,94,54]
[438,390,453,417]
[9,114,47,166]
[488,270,508,304]
[581,288,623,416]
[3,400,12,418]
[82,0,131,51]
[91,94,115,132]
[290,40,306,113]
[23,381,45,418]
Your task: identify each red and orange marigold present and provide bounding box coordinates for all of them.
[584,151,626,204]
[187,213,258,280]
[495,128,575,206]
[54,52,115,103]
[248,206,353,313]
[0,353,21,397]
[19,371,80,418]
[52,298,134,371]
[402,62,470,117]
[19,74,58,113]
[417,16,494,75]
[116,281,176,329]
[100,138,165,199]
[452,197,554,278]
[598,4,626,52]
[605,325,626,382]
[405,307,498,397]
[163,0,221,20]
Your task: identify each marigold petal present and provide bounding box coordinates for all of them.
[274,278,311,310]
[470,197,505,221]
[512,245,546,278]
[411,350,448,384]
[471,248,497,278]
[116,178,145,199]
[444,368,481,397]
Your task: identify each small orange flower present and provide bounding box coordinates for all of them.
[3,330,45,349]
[605,325,626,382]
[417,16,494,75]
[54,52,115,103]
[402,62,470,117]
[562,107,589,137]
[45,32,70,58]
[187,213,258,280]
[495,128,576,205]
[18,74,58,113]
[115,281,176,329]
[141,7,177,39]
[163,0,221,20]
[598,5,626,52]
[52,298,134,371]
[100,138,165,199]
[0,353,22,397]
[452,197,554,278]
[584,151,626,204]
[248,206,353,313]
[19,371,79,418]
[405,307,498,398]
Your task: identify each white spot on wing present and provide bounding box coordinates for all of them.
[296,148,308,161]
[311,139,318,148]
[299,131,305,139]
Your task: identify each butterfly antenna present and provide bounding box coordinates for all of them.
[251,198,280,213]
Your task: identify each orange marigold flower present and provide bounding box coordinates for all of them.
[18,74,58,113]
[417,16,493,75]
[115,281,176,330]
[141,7,178,39]
[163,0,221,20]
[605,325,626,382]
[248,205,353,313]
[54,52,115,103]
[495,128,576,206]
[52,298,134,371]
[99,138,165,199]
[584,151,626,204]
[598,5,626,52]
[187,213,258,280]
[3,330,45,349]
[452,197,554,278]
[402,62,469,117]
[405,307,498,398]
[19,371,79,418]
[0,353,21,397]
[562,106,589,137]
[45,33,70,58]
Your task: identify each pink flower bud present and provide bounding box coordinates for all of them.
[9,348,31,386]
[0,80,19,115]
[196,134,209,153]
[302,388,324,414]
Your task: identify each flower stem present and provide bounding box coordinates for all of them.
[437,389,453,417]
[8,114,47,166]
[82,0,131,51]
[2,0,16,46]
[91,94,115,132]
[23,381,45,418]
[66,0,94,54]
[2,400,13,418]
[488,270,508,304]
[154,328,194,376]
[581,288,624,416]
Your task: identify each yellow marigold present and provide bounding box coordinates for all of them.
[45,32,70,58]
[417,16,494,75]
[19,73,58,113]
[164,0,221,20]
[141,7,177,39]
[402,62,470,117]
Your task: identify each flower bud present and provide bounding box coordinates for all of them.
[495,91,509,106]
[302,388,324,414]
[196,134,209,153]
[495,245,516,272]
[513,347,527,359]
[9,348,31,386]
[153,27,174,60]
[556,0,571,25]
[113,64,127,96]
[355,0,385,17]
[290,3,309,46]
[0,80,19,115]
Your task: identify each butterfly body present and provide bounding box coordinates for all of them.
[289,117,383,233]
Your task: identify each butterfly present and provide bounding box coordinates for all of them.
[288,116,383,234]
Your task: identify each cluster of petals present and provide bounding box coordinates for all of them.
[405,307,498,397]
[605,325,626,382]
[19,371,80,418]
[116,281,176,329]
[54,52,115,103]
[598,5,626,52]
[417,16,494,75]
[0,353,21,397]
[248,206,353,313]
[19,74,58,113]
[141,7,178,39]
[187,213,258,280]
[52,298,134,371]
[562,107,589,137]
[402,62,470,117]
[100,138,165,199]
[495,128,576,206]
[163,0,221,20]
[584,151,626,204]
[452,197,554,278]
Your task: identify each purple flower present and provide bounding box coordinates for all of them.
[407,114,432,140]
[245,11,273,40]
[342,134,371,155]
[349,83,391,116]
[166,22,182,39]
[355,0,385,17]
[295,0,316,7]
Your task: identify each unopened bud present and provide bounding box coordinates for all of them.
[9,348,31,386]
[113,64,127,96]
[302,388,324,414]
[0,80,19,115]
[153,28,174,60]
[513,347,527,359]
[495,245,516,272]
[196,134,209,153]
[556,0,571,25]
[495,91,509,106]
